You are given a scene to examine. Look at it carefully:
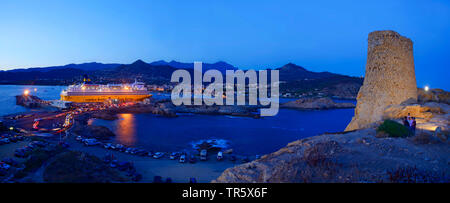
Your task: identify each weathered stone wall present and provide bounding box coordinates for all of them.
[346,31,418,131]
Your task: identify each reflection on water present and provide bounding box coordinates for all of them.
[115,114,136,145]
[92,108,355,155]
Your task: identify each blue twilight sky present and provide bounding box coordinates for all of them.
[0,0,449,89]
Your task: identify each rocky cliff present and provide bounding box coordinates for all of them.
[383,101,450,132]
[214,128,449,183]
[281,97,355,110]
[418,88,450,104]
[346,31,418,131]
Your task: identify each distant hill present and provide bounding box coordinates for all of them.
[0,68,88,85]
[0,60,363,98]
[7,62,121,72]
[277,63,339,81]
[275,63,363,98]
[91,60,188,85]
[149,60,237,72]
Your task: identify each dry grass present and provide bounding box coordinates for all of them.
[386,166,449,183]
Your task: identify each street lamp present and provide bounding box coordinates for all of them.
[424,85,430,92]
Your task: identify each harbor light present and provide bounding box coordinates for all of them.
[23,89,30,96]
[424,85,430,92]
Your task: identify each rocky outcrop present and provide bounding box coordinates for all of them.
[174,103,260,118]
[214,128,450,183]
[281,97,355,110]
[418,88,450,104]
[15,95,48,108]
[382,102,450,131]
[71,114,116,140]
[92,111,119,120]
[72,124,116,141]
[346,31,418,131]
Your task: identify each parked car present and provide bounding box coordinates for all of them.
[14,149,28,158]
[153,152,164,159]
[0,138,10,144]
[125,148,134,154]
[31,141,46,147]
[179,154,186,163]
[75,136,83,141]
[147,151,154,157]
[217,151,223,161]
[200,149,207,161]
[136,149,148,156]
[84,138,100,146]
[0,162,10,170]
[2,158,19,167]
[115,144,125,151]
[103,143,114,149]
[169,152,180,160]
[8,137,18,143]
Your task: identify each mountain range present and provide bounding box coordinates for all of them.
[0,60,363,98]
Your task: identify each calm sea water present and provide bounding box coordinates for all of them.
[0,85,66,116]
[92,109,355,156]
[0,85,355,156]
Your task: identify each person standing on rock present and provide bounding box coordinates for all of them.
[403,116,409,127]
[407,113,413,127]
[411,117,417,135]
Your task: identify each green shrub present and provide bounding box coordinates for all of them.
[23,145,65,173]
[377,120,411,138]
[24,150,51,172]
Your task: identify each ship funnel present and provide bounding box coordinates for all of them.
[83,74,92,84]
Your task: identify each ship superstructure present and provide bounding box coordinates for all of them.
[61,79,151,103]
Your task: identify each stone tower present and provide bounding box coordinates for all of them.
[345,31,418,131]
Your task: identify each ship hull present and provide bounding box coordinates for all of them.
[60,94,151,103]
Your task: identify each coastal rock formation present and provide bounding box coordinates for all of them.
[71,114,116,140]
[214,128,450,183]
[346,31,418,131]
[173,103,259,118]
[15,94,48,108]
[92,111,119,120]
[280,97,355,110]
[382,102,450,131]
[418,88,450,104]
